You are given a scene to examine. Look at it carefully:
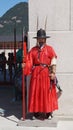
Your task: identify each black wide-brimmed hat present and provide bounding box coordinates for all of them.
[33,28,50,39]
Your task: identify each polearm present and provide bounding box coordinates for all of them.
[22,27,27,120]
[14,24,16,70]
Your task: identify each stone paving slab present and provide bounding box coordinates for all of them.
[1,115,73,130]
[56,115,73,121]
[17,117,58,127]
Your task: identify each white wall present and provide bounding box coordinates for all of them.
[28,0,73,117]
[29,0,70,31]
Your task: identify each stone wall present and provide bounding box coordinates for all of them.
[28,0,73,117]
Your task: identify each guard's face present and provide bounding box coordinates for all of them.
[37,38,46,44]
[37,38,46,48]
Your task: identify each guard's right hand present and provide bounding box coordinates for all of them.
[22,63,26,68]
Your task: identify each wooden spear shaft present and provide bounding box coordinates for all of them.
[14,27,16,64]
[22,28,26,120]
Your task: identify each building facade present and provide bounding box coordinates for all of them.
[0,35,22,59]
[28,0,73,117]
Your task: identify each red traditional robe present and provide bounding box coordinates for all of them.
[24,44,58,113]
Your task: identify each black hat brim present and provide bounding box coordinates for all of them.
[33,36,50,39]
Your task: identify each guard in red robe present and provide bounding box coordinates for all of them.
[24,29,58,119]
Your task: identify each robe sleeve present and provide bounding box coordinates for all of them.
[24,50,33,75]
[50,47,57,58]
[51,57,57,65]
[49,46,57,65]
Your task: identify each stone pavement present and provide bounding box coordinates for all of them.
[18,116,58,127]
[0,115,73,130]
[0,85,73,130]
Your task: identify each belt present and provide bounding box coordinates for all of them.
[34,63,49,67]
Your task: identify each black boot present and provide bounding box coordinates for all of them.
[46,112,53,120]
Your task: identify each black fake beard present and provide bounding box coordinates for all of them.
[38,42,44,49]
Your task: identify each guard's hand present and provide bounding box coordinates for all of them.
[22,63,26,68]
[49,73,56,80]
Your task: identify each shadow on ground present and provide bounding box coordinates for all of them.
[0,85,22,119]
